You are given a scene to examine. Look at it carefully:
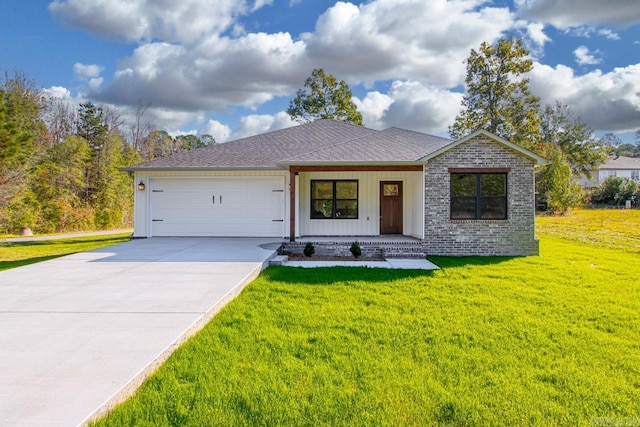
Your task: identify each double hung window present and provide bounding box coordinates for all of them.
[310,180,358,219]
[450,172,507,220]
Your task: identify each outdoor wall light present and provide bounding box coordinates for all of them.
[137,181,145,191]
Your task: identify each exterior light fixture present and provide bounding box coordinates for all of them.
[137,181,145,191]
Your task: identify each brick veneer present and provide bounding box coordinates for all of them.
[423,136,539,256]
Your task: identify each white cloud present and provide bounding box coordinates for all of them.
[516,0,640,28]
[60,0,516,120]
[88,77,103,90]
[49,0,271,44]
[355,81,463,135]
[530,62,640,132]
[227,112,296,141]
[43,86,72,99]
[353,91,393,129]
[303,0,514,87]
[201,120,232,142]
[598,29,620,40]
[73,63,103,79]
[574,46,601,65]
[95,33,306,111]
[526,22,550,48]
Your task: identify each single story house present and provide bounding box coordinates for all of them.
[124,120,548,256]
[580,155,640,188]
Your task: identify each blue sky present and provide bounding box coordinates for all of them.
[2,0,640,143]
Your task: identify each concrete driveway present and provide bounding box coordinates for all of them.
[0,237,280,426]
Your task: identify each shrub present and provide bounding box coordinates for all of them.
[350,241,362,258]
[303,242,315,257]
[592,176,638,206]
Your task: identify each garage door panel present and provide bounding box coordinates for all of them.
[149,177,284,237]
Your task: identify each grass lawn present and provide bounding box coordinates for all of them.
[0,233,132,272]
[92,209,640,426]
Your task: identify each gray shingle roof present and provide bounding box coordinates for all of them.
[280,127,451,163]
[124,119,452,170]
[600,156,640,170]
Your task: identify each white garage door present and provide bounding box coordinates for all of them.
[149,177,285,237]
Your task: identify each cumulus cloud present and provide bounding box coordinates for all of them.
[516,0,640,28]
[73,63,103,78]
[303,0,514,86]
[43,86,72,99]
[82,0,515,116]
[227,112,296,140]
[94,33,306,111]
[49,0,270,44]
[574,46,601,65]
[198,112,295,143]
[201,120,232,142]
[530,63,640,132]
[355,81,463,135]
[525,22,550,49]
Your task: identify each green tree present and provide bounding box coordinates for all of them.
[0,73,47,233]
[592,176,638,206]
[287,68,363,125]
[450,38,541,150]
[540,102,607,179]
[31,136,93,232]
[537,146,584,214]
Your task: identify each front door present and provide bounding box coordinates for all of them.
[380,181,403,234]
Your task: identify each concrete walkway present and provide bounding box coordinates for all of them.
[280,258,439,270]
[0,237,280,426]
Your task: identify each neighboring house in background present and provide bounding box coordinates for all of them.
[124,120,548,256]
[581,156,640,188]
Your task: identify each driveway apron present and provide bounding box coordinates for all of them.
[0,237,280,426]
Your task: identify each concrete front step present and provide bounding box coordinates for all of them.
[383,252,426,259]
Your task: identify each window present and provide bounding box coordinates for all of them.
[450,173,507,220]
[311,180,358,219]
[631,170,639,181]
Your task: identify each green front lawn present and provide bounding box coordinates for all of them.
[94,211,640,426]
[0,233,132,271]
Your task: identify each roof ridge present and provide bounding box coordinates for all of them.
[383,126,452,142]
[278,123,379,162]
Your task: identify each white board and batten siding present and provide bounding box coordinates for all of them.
[134,173,287,237]
[297,171,424,239]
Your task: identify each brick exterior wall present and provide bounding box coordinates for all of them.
[423,136,539,256]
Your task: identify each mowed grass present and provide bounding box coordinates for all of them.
[94,211,640,426]
[0,233,132,271]
[537,208,640,253]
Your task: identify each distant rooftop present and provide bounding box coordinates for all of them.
[600,155,640,170]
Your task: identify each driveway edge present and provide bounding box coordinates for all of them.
[81,258,271,426]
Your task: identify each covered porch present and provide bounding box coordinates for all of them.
[287,165,425,242]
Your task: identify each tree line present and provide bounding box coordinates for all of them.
[0,73,213,235]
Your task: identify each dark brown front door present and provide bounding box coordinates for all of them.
[380,181,403,234]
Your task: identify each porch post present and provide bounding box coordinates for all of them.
[289,170,297,242]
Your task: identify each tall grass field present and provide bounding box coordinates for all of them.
[94,209,640,426]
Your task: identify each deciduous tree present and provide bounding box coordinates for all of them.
[450,38,541,150]
[287,68,363,125]
[539,102,607,179]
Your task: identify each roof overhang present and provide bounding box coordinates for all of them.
[121,166,285,172]
[418,129,550,165]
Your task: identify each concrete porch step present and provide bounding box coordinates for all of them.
[382,251,426,259]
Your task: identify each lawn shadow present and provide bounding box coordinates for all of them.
[1,236,130,248]
[0,255,63,272]
[427,255,523,270]
[264,265,435,285]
